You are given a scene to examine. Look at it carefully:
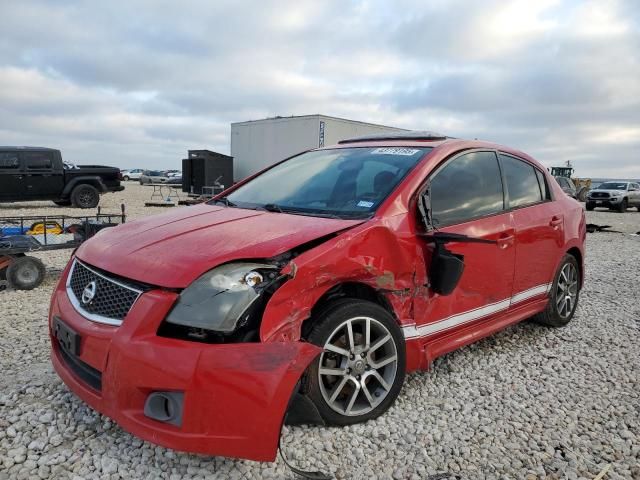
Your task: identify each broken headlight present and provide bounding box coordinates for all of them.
[165,262,280,334]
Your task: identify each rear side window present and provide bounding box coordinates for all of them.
[0,152,19,169]
[500,154,543,207]
[23,151,53,169]
[429,151,504,226]
[536,170,550,199]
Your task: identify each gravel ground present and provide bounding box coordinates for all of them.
[1,185,639,479]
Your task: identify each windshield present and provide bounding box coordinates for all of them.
[223,147,432,218]
[598,182,628,190]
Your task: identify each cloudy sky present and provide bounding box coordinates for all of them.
[1,0,638,178]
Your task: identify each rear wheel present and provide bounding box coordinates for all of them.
[532,254,580,327]
[6,256,46,290]
[123,175,130,181]
[71,184,99,208]
[305,299,406,426]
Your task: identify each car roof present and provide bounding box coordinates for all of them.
[323,136,532,160]
[0,146,58,151]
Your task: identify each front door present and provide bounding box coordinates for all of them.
[410,150,516,340]
[21,151,64,198]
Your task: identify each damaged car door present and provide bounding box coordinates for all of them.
[408,150,516,344]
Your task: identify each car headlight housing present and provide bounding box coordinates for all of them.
[165,262,281,334]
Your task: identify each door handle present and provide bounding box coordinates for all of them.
[549,216,563,228]
[496,231,515,249]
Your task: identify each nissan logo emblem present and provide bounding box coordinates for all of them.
[81,281,97,305]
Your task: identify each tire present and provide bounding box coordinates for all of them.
[71,184,100,209]
[617,198,628,213]
[532,254,580,327]
[123,175,130,181]
[53,200,72,207]
[585,202,595,211]
[304,299,406,426]
[6,256,46,290]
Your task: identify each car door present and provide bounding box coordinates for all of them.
[0,151,25,201]
[21,150,64,198]
[498,153,563,305]
[628,183,640,206]
[410,150,516,339]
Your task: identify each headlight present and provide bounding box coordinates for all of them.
[166,262,280,333]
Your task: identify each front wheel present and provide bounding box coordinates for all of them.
[305,299,406,426]
[617,198,628,212]
[532,254,580,327]
[585,202,595,211]
[123,175,130,181]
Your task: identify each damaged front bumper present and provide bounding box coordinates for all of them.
[49,275,321,462]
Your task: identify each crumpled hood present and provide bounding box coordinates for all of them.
[76,203,361,288]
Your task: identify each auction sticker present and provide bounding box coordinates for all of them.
[371,147,420,156]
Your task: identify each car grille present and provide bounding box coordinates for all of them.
[57,343,102,391]
[590,192,610,198]
[67,260,143,325]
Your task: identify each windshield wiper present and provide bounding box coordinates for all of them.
[263,203,284,213]
[212,197,236,207]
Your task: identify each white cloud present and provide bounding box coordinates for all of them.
[0,0,637,178]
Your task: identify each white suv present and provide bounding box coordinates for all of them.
[121,169,144,181]
[586,181,640,212]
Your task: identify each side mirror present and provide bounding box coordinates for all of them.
[429,244,465,295]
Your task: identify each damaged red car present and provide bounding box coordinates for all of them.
[49,132,586,461]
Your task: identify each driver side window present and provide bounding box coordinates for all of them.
[429,151,505,227]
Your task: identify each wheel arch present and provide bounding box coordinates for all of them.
[301,281,399,340]
[566,246,584,288]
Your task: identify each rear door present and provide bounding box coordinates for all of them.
[499,153,563,306]
[0,151,24,200]
[21,150,64,198]
[411,150,516,338]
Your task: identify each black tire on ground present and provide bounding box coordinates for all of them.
[71,184,100,209]
[6,256,46,290]
[53,200,72,206]
[304,299,406,426]
[637,205,640,212]
[617,198,628,213]
[123,175,130,181]
[585,202,595,211]
[532,254,580,328]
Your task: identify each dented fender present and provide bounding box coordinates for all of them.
[259,217,428,348]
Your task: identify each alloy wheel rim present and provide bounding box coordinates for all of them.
[556,263,578,318]
[318,316,398,416]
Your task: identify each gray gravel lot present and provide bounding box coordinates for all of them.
[1,185,639,479]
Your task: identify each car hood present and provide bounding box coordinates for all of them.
[76,204,362,288]
[590,189,625,194]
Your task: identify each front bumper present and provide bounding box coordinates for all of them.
[49,266,321,461]
[587,196,622,206]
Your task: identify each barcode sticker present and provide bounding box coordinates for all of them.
[371,147,420,156]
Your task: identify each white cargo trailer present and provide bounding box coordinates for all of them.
[230,114,406,181]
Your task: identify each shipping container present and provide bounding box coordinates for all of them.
[230,115,406,181]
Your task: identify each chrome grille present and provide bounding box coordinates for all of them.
[66,260,142,325]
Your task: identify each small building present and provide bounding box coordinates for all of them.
[182,149,233,195]
[230,114,406,181]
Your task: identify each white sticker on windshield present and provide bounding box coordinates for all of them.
[371,147,420,156]
[357,200,374,208]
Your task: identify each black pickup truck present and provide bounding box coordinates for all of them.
[0,147,124,208]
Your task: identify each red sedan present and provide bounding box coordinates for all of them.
[49,132,586,461]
